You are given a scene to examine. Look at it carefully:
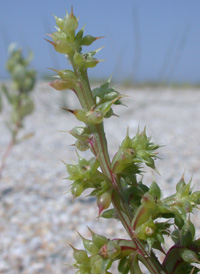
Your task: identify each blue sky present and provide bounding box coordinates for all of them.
[1,1,200,83]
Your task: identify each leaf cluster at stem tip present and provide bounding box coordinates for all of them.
[0,43,36,178]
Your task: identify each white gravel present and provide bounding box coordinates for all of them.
[0,82,200,273]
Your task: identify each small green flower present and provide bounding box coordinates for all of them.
[97,191,112,216]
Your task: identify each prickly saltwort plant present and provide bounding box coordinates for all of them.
[47,7,200,274]
[0,44,36,177]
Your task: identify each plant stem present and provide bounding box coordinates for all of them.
[73,66,165,273]
[0,96,21,179]
[0,139,14,179]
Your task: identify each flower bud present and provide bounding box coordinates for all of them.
[97,192,112,216]
[99,244,109,259]
[69,127,90,140]
[66,163,77,176]
[51,31,66,42]
[145,226,155,237]
[75,139,89,151]
[83,59,100,69]
[149,181,161,199]
[78,232,99,255]
[49,79,76,91]
[61,108,87,122]
[135,218,156,240]
[87,110,104,124]
[94,237,108,250]
[45,38,72,55]
[80,35,99,46]
[63,7,78,35]
[71,246,90,264]
[71,182,84,198]
[73,52,102,70]
[180,249,199,263]
[50,68,77,82]
[176,174,186,192]
[87,227,108,249]
[73,109,87,122]
[54,40,72,54]
[54,15,64,29]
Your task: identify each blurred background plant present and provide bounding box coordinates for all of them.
[0,43,36,178]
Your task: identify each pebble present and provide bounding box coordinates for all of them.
[0,83,200,273]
